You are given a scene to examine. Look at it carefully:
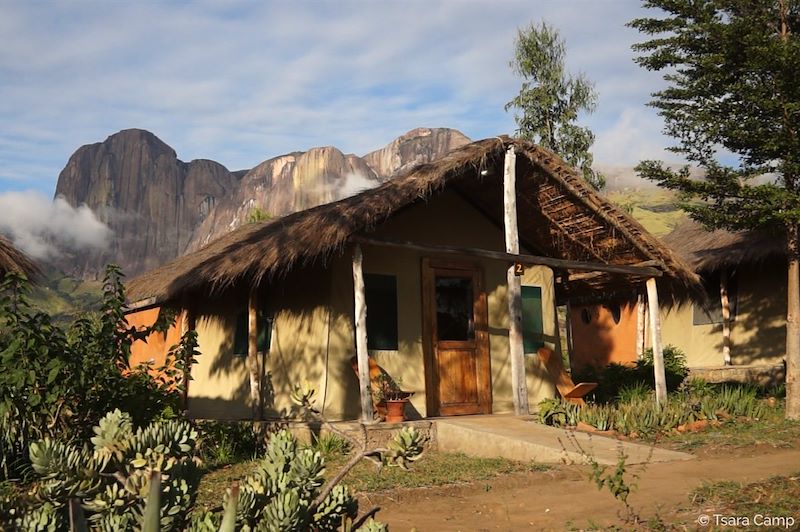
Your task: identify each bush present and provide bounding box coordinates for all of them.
[572,345,689,404]
[639,345,689,391]
[0,267,197,481]
[197,421,263,468]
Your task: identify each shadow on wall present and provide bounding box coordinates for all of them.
[713,264,786,365]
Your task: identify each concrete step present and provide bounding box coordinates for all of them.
[435,415,695,466]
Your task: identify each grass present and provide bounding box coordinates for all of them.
[605,189,685,236]
[660,405,800,453]
[194,450,548,511]
[326,450,548,493]
[690,473,800,520]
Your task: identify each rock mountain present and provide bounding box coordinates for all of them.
[54,127,470,277]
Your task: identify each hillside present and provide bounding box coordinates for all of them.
[605,188,686,237]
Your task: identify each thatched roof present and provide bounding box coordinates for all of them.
[0,236,39,278]
[127,137,699,305]
[663,219,785,273]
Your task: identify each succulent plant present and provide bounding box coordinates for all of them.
[17,409,199,531]
[14,385,425,531]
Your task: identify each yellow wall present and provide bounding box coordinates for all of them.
[657,262,786,367]
[186,191,558,420]
[188,294,251,419]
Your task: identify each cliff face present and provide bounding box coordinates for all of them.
[363,127,471,177]
[188,146,380,250]
[54,127,471,277]
[54,129,237,276]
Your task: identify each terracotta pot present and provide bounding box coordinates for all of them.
[384,399,407,423]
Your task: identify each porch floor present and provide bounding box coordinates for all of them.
[434,415,694,466]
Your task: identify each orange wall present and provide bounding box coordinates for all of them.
[127,307,183,369]
[569,300,638,370]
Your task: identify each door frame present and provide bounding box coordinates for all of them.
[421,257,492,417]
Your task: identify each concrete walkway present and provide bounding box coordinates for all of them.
[435,415,694,465]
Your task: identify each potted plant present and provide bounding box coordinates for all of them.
[376,373,412,423]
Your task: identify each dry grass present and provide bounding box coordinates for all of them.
[194,450,548,511]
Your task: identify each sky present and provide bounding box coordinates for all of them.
[0,0,683,200]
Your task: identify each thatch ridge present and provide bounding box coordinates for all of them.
[0,236,39,278]
[127,137,699,304]
[663,219,784,273]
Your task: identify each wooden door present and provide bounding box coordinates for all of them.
[422,259,491,416]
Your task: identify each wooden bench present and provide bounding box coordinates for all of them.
[537,347,597,405]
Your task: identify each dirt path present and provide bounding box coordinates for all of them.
[366,447,800,531]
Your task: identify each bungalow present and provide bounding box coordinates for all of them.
[125,137,696,421]
[568,219,786,380]
[659,220,786,370]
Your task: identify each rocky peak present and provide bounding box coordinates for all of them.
[187,145,380,250]
[54,129,237,277]
[363,127,471,177]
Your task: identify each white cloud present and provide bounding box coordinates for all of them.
[592,107,683,166]
[0,191,111,259]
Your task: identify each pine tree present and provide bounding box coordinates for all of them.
[629,0,800,418]
[506,21,605,190]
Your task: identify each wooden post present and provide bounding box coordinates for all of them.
[247,289,262,420]
[646,278,667,404]
[352,244,374,423]
[720,269,732,365]
[504,145,529,415]
[636,293,646,359]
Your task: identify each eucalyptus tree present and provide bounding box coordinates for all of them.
[506,21,605,190]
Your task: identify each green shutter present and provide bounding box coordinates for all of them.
[257,309,272,352]
[234,307,272,356]
[521,285,544,353]
[233,310,248,356]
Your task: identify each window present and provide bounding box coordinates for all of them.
[435,275,474,341]
[692,272,738,326]
[521,285,544,353]
[365,273,398,350]
[233,306,273,356]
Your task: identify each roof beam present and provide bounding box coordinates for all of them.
[352,236,663,277]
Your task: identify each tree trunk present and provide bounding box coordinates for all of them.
[786,224,800,419]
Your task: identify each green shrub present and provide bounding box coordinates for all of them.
[307,432,352,459]
[616,382,652,404]
[0,267,196,481]
[197,422,262,468]
[572,345,689,404]
[639,345,689,391]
